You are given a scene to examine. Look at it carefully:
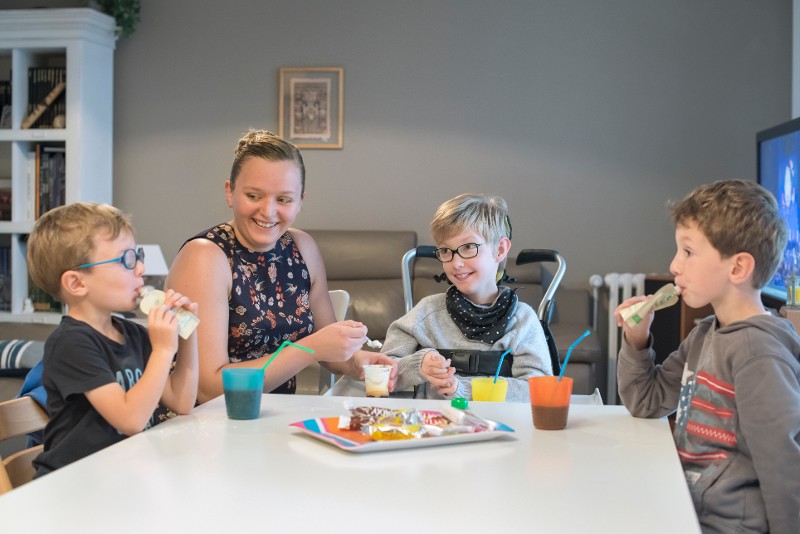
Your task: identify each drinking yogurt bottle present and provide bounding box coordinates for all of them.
[139,288,200,339]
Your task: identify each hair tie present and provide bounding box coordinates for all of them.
[497,270,516,284]
[433,272,453,284]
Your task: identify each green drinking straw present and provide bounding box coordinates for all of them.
[260,340,315,372]
[558,329,591,381]
[493,347,514,383]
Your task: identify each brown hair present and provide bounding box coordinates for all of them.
[229,130,305,194]
[669,179,787,288]
[27,202,134,299]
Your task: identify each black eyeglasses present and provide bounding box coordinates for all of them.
[434,242,483,263]
[74,247,145,271]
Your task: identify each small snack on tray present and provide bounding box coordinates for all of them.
[441,405,496,433]
[339,406,398,431]
[368,423,424,441]
[338,405,494,441]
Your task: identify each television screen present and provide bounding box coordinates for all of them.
[757,116,800,302]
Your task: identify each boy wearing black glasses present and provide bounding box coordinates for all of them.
[382,194,552,401]
[26,202,199,476]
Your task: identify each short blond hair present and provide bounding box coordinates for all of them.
[27,202,134,299]
[431,194,511,277]
[431,194,510,244]
[669,180,787,288]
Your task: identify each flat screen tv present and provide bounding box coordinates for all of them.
[757,116,800,302]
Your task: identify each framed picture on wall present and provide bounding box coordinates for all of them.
[279,67,343,149]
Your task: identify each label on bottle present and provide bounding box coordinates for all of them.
[619,283,680,328]
[139,289,199,339]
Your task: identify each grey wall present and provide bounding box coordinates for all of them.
[14,0,795,288]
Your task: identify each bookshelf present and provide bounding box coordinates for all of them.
[0,9,115,321]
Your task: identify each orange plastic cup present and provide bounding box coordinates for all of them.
[528,376,573,430]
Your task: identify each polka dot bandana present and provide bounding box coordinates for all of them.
[445,285,518,344]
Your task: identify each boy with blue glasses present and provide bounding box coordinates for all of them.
[26,202,199,476]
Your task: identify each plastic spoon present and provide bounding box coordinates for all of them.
[558,329,591,381]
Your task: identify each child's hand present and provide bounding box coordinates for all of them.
[614,295,651,350]
[436,377,458,397]
[420,351,456,390]
[161,289,199,318]
[147,301,181,361]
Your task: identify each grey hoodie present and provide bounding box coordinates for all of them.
[618,314,800,533]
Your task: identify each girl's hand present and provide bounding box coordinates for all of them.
[307,321,368,363]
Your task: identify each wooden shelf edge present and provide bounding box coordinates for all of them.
[0,312,62,325]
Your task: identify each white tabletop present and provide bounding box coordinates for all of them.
[0,394,700,533]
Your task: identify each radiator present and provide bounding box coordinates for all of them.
[590,273,646,403]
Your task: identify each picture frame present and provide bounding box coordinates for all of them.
[279,67,343,149]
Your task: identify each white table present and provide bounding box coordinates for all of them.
[0,395,700,533]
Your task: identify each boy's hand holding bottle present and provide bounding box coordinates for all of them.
[614,296,653,351]
[140,289,199,360]
[614,284,681,351]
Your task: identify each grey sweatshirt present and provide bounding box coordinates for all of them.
[618,314,800,534]
[382,292,551,402]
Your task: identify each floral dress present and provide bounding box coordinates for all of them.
[187,224,313,394]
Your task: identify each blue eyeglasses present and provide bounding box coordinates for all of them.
[74,247,145,271]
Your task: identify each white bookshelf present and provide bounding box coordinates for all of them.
[0,8,115,320]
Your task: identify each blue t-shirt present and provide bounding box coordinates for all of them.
[34,315,165,476]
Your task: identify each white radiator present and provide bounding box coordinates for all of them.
[590,273,646,403]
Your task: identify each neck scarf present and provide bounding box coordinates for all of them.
[445,285,518,344]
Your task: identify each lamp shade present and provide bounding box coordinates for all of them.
[139,244,170,276]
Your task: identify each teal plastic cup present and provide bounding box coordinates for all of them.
[222,368,264,420]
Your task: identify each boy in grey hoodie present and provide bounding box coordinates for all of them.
[616,180,800,533]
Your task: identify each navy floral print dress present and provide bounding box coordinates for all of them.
[187,224,313,394]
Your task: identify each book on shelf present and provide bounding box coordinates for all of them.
[0,79,10,129]
[23,66,66,129]
[0,247,9,312]
[32,144,66,219]
[25,150,36,221]
[28,275,60,313]
[0,187,11,221]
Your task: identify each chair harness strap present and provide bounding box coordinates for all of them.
[436,349,514,377]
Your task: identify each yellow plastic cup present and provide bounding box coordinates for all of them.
[471,377,508,402]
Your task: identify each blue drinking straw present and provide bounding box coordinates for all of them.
[493,347,514,383]
[261,340,314,372]
[558,329,591,381]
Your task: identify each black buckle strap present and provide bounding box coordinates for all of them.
[436,350,513,377]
